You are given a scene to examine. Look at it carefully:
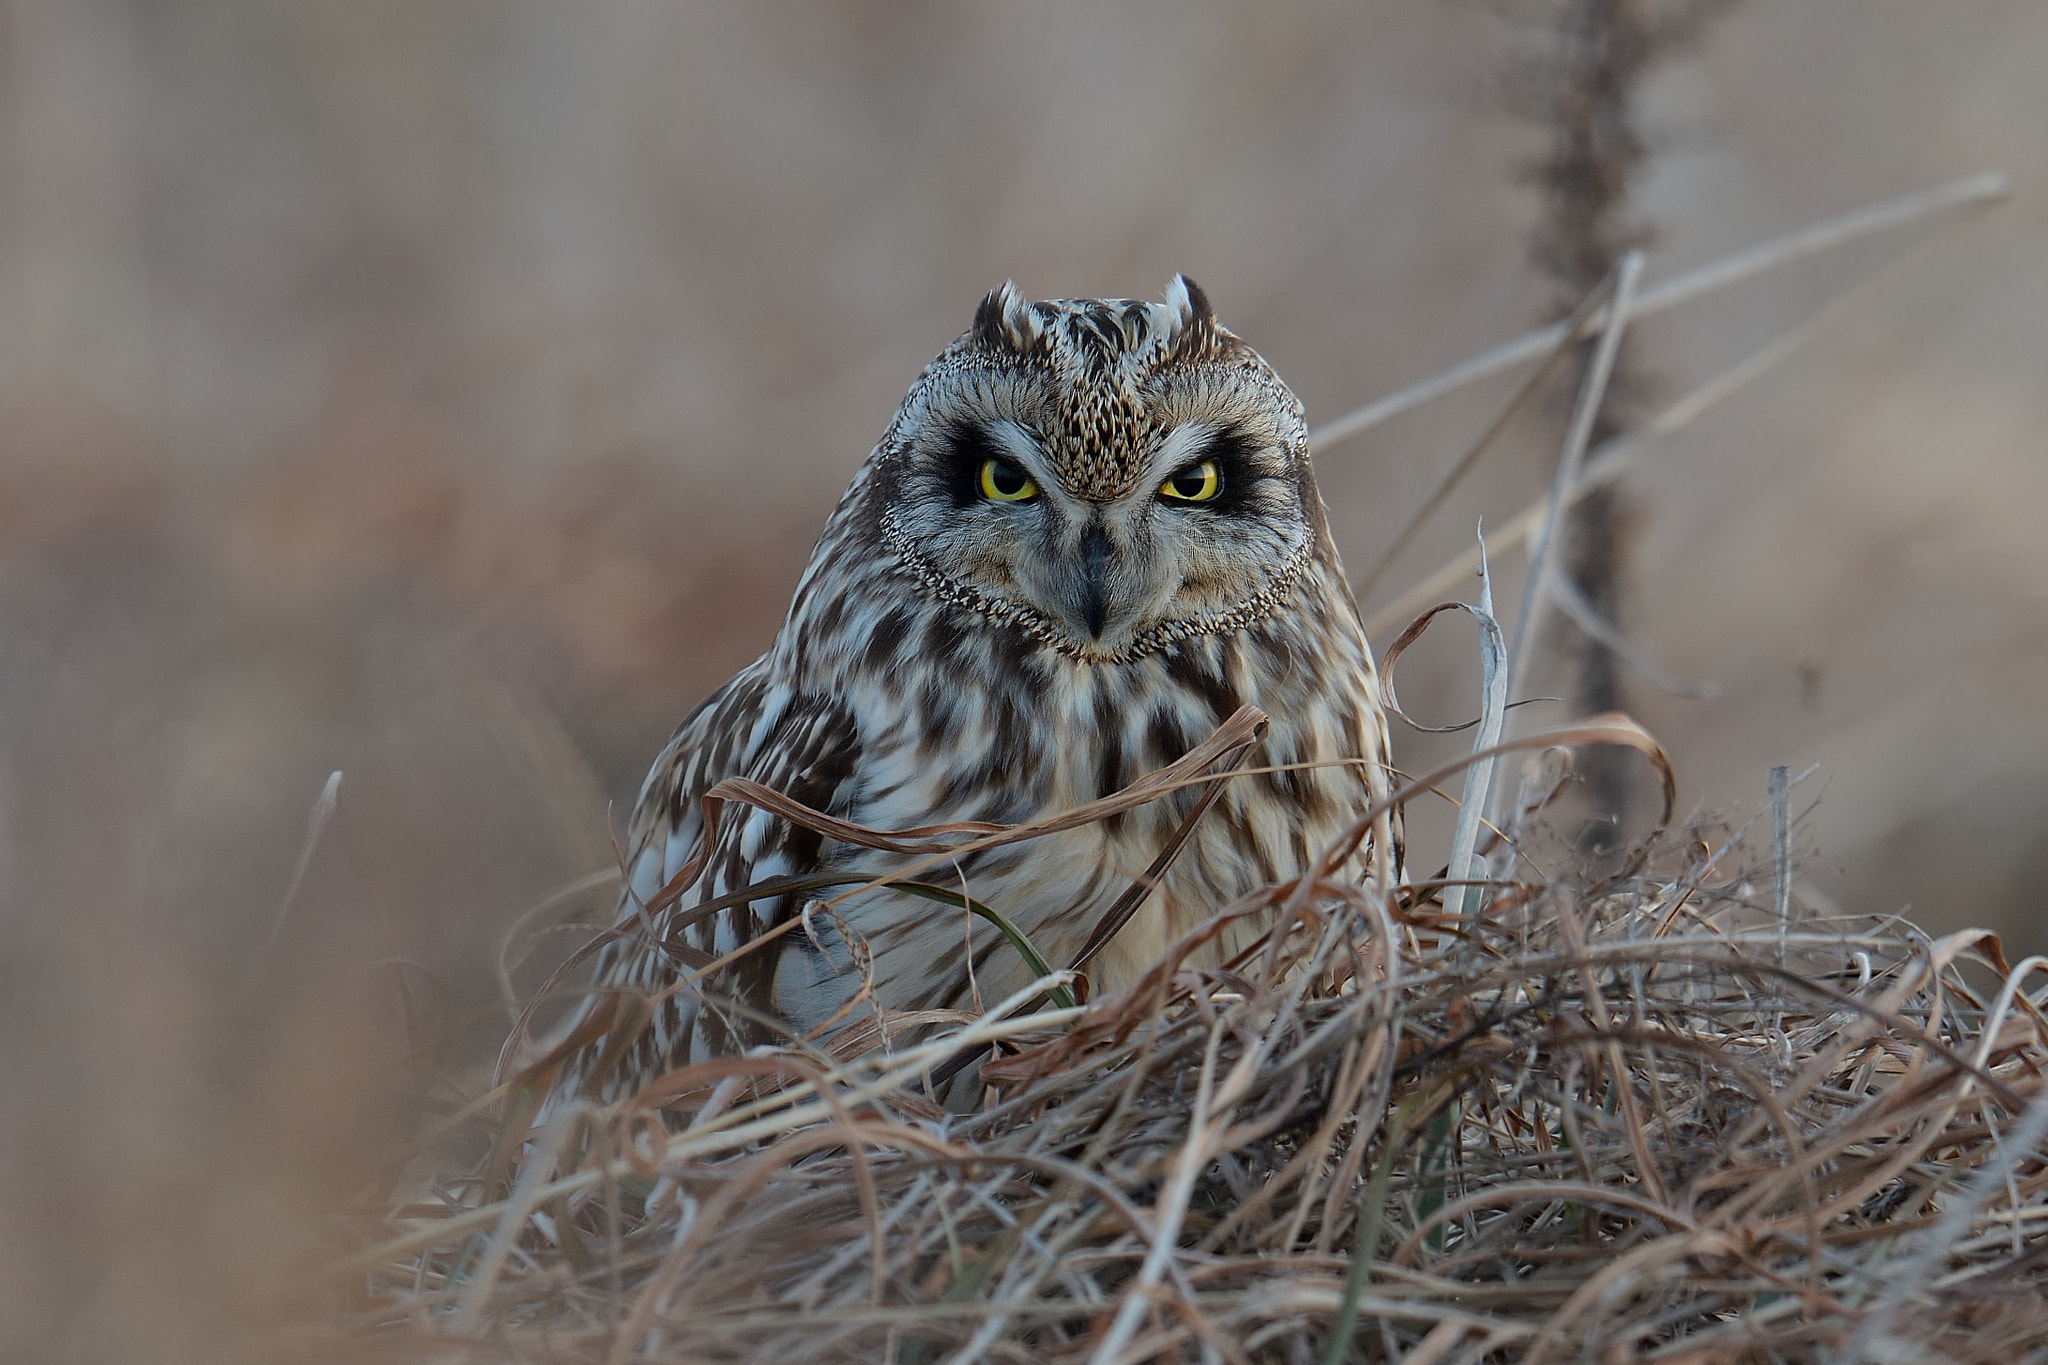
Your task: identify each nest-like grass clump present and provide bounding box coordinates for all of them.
[329,759,2048,1365]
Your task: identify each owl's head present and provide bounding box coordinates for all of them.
[869,275,1331,664]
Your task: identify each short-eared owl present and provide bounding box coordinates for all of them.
[553,276,1397,1102]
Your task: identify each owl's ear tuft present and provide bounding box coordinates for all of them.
[1159,274,1234,362]
[1164,274,1216,332]
[971,281,1043,355]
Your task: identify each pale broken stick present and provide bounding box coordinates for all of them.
[1311,170,2008,453]
[1360,226,1961,641]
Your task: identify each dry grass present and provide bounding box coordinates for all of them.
[316,717,2048,1364]
[296,173,2048,1365]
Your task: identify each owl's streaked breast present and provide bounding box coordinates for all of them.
[762,557,1392,1039]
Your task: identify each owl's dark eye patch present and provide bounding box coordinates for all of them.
[1168,426,1271,515]
[938,422,1025,507]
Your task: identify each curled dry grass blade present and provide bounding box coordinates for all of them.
[494,705,1268,1083]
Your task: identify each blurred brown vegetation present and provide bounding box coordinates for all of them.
[2,2,2046,1360]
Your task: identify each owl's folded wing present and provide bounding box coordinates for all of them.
[553,655,868,1080]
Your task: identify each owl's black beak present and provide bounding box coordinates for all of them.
[1078,523,1112,638]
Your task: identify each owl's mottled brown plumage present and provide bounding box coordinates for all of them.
[549,276,1399,1103]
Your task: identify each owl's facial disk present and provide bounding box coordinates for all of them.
[882,393,1319,663]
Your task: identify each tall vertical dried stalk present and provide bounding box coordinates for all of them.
[1521,0,1739,852]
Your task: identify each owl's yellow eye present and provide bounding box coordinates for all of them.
[1160,460,1221,503]
[979,457,1039,503]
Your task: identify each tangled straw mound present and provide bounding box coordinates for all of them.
[328,753,2048,1365]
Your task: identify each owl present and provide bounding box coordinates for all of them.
[547,276,1399,1104]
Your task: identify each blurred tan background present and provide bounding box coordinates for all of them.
[2,3,2045,1359]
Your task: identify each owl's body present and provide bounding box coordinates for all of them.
[555,279,1397,1102]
